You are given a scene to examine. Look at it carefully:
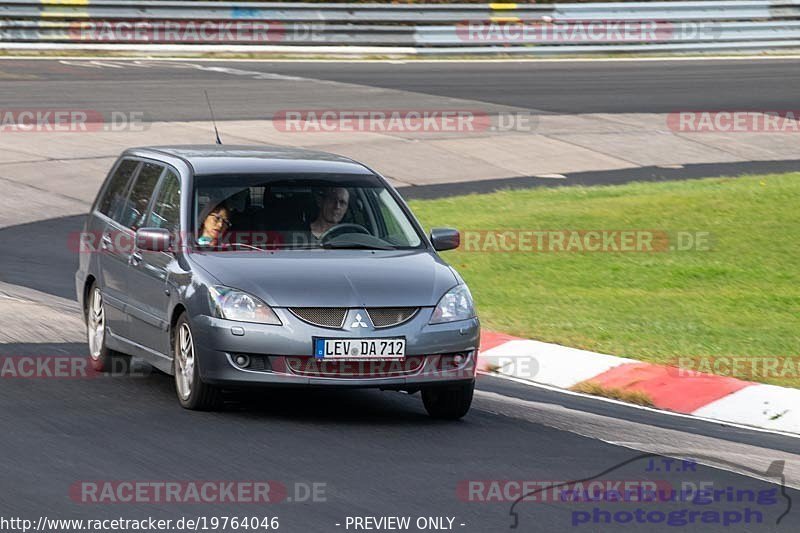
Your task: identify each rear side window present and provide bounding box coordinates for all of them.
[117,162,164,230]
[97,159,139,219]
[148,169,181,232]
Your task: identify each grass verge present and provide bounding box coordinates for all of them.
[409,174,800,387]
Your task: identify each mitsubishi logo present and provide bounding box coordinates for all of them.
[350,313,368,329]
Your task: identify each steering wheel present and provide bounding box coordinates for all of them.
[318,223,370,242]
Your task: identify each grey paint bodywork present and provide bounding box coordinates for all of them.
[75,145,478,387]
[189,250,458,308]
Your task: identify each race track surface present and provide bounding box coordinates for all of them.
[0,58,799,119]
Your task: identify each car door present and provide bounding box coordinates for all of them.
[95,158,141,341]
[108,160,166,344]
[126,167,181,356]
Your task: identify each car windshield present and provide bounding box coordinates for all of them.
[193,173,424,251]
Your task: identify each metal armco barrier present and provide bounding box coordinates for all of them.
[1,1,800,55]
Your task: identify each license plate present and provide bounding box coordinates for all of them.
[314,338,406,360]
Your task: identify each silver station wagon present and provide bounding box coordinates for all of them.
[75,146,480,418]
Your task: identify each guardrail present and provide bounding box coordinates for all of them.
[2,1,800,55]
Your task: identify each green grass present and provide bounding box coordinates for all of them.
[409,174,800,387]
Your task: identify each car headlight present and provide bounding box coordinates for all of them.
[430,285,475,324]
[208,286,282,325]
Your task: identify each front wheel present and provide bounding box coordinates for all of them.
[421,381,475,420]
[173,313,220,410]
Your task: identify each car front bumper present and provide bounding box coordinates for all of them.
[191,308,479,388]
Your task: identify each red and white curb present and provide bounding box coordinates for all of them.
[478,331,800,435]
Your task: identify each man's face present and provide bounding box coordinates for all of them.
[320,188,349,225]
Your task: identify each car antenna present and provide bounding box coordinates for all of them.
[204,90,222,145]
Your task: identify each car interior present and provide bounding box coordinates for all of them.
[196,185,384,248]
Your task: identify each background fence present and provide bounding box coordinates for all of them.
[2,1,800,55]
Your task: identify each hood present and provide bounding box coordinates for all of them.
[189,249,459,308]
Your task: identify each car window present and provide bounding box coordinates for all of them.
[148,169,181,232]
[194,176,423,250]
[97,159,139,220]
[347,190,372,228]
[376,189,420,245]
[118,162,164,230]
[378,194,405,239]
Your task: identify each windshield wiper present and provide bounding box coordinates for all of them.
[221,242,270,252]
[221,243,316,251]
[320,241,396,250]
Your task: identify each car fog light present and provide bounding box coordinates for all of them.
[453,354,464,365]
[234,354,251,368]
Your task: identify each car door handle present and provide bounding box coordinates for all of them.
[130,251,143,266]
[101,234,112,250]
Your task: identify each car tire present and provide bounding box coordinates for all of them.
[421,381,474,420]
[86,284,130,373]
[173,313,220,411]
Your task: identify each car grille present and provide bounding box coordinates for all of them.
[289,307,347,328]
[367,307,418,328]
[286,356,425,378]
[245,355,271,371]
[288,307,419,329]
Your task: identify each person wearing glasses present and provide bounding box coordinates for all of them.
[197,201,232,247]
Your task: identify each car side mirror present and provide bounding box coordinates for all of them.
[430,228,460,252]
[136,228,171,252]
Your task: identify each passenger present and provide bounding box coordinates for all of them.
[310,187,350,240]
[197,201,231,246]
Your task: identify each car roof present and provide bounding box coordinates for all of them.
[126,145,376,176]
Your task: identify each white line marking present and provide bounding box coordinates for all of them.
[58,59,103,68]
[478,370,800,439]
[89,60,125,69]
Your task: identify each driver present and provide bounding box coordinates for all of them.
[310,187,349,240]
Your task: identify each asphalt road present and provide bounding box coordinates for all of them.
[0,58,799,120]
[1,213,799,532]
[398,159,800,199]
[0,341,798,533]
